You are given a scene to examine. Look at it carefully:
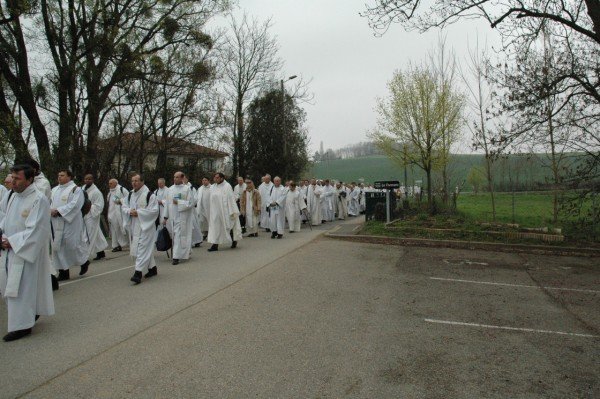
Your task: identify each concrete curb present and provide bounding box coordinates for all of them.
[324,232,600,258]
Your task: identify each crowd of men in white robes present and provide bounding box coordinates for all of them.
[0,161,370,342]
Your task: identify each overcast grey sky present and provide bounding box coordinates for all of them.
[234,0,502,153]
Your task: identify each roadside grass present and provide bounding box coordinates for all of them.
[457,192,556,228]
[361,192,599,246]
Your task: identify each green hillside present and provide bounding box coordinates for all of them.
[307,154,571,192]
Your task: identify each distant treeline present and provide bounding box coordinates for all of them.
[313,142,382,162]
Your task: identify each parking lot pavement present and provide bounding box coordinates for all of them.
[3,234,598,398]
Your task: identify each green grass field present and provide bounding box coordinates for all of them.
[457,192,556,228]
[308,154,580,192]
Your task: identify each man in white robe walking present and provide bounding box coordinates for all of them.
[51,170,89,280]
[207,173,242,252]
[23,158,58,290]
[233,176,247,233]
[163,172,195,265]
[306,179,323,226]
[335,182,349,220]
[82,174,108,261]
[107,178,129,252]
[285,182,306,233]
[183,175,202,247]
[348,183,360,216]
[123,174,159,284]
[268,176,287,239]
[154,178,168,231]
[258,174,273,232]
[0,164,54,341]
[196,177,211,241]
[320,179,335,223]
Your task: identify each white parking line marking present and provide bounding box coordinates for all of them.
[353,225,361,231]
[60,265,135,286]
[429,277,600,294]
[443,259,489,266]
[424,319,599,338]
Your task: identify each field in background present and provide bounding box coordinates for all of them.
[308,154,577,192]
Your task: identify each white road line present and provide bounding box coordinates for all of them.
[330,226,342,233]
[353,225,362,231]
[443,259,489,266]
[429,277,600,294]
[60,265,135,286]
[424,319,599,338]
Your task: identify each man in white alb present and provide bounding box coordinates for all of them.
[207,173,242,252]
[122,174,160,284]
[107,178,129,252]
[258,174,273,231]
[268,176,287,239]
[162,171,195,265]
[50,170,89,280]
[196,177,211,241]
[0,164,54,341]
[82,174,108,261]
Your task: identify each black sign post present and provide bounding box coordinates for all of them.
[374,181,400,223]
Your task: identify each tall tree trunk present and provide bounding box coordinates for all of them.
[0,82,30,161]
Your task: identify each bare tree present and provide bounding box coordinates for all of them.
[223,13,282,178]
[460,38,498,221]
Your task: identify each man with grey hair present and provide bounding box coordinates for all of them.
[107,178,129,252]
[258,174,273,231]
[267,176,287,239]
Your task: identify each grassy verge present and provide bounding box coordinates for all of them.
[361,192,599,247]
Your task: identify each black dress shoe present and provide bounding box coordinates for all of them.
[3,328,32,342]
[231,241,237,249]
[79,261,90,276]
[241,227,246,234]
[208,244,218,252]
[144,266,158,278]
[51,274,59,291]
[172,259,180,265]
[35,315,40,321]
[277,234,283,239]
[271,232,277,239]
[93,251,106,261]
[57,269,70,281]
[266,228,271,233]
[194,243,201,248]
[111,246,122,252]
[130,271,142,284]
[203,235,208,241]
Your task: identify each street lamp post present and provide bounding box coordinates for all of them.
[281,75,297,179]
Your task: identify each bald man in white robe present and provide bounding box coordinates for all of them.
[123,174,159,284]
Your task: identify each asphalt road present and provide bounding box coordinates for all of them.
[0,217,598,398]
